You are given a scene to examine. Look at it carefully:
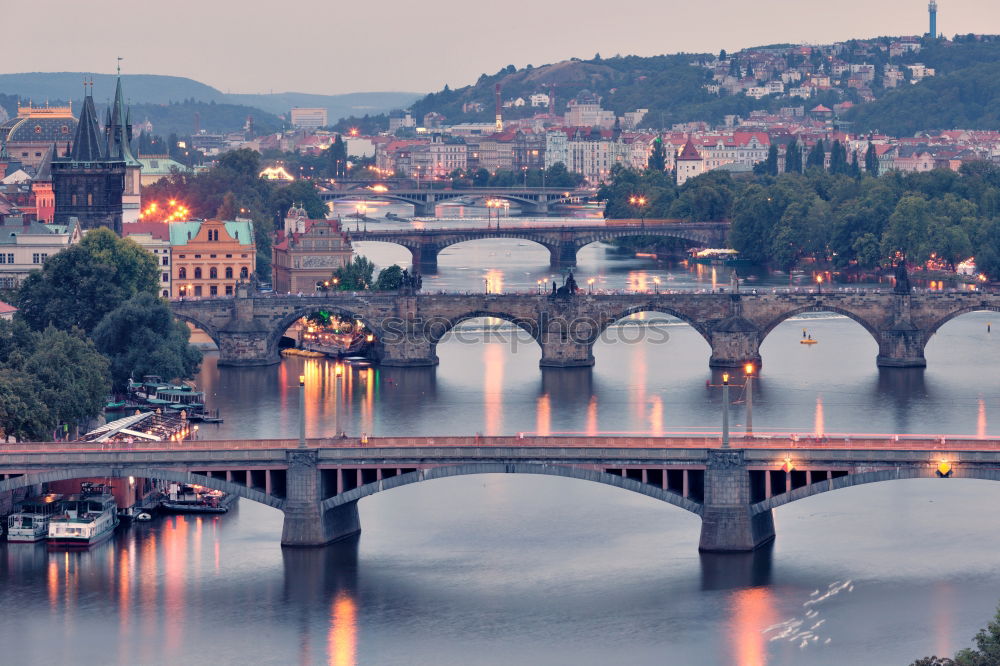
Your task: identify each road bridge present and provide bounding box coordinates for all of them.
[319,187,592,216]
[1,436,993,551]
[347,220,729,270]
[170,287,1000,369]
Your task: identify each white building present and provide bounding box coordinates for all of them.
[0,219,82,290]
[530,93,550,108]
[290,108,329,129]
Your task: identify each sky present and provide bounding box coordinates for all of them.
[5,0,999,96]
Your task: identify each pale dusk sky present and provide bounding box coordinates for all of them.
[5,0,998,95]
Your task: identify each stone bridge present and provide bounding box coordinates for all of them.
[169,289,1000,369]
[1,436,995,551]
[319,187,592,216]
[347,220,729,270]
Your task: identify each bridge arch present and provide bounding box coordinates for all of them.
[750,467,1000,515]
[435,234,558,264]
[759,305,882,345]
[600,305,714,346]
[320,463,704,516]
[0,466,285,510]
[171,311,223,349]
[267,304,381,359]
[427,310,542,346]
[924,305,1000,340]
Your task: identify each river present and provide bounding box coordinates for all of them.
[3,224,1000,665]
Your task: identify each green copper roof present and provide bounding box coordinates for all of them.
[169,220,254,247]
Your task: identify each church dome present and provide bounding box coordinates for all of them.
[5,116,78,144]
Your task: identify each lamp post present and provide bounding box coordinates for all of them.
[298,374,306,448]
[721,372,730,449]
[629,195,648,229]
[744,363,754,436]
[816,273,823,294]
[587,277,595,294]
[653,276,661,294]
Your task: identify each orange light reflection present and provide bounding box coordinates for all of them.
[728,587,777,666]
[328,592,358,666]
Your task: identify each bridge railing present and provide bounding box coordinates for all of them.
[3,434,1000,454]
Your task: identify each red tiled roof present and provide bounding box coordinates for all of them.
[677,139,702,160]
[122,221,170,241]
[0,301,17,315]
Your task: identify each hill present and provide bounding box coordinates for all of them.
[0,73,422,128]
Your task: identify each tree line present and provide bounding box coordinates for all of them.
[601,159,1000,277]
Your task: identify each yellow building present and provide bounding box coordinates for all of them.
[170,219,255,298]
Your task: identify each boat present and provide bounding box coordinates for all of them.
[689,248,749,266]
[800,330,818,345]
[6,494,63,542]
[47,483,119,549]
[134,512,153,522]
[159,484,232,514]
[280,348,326,358]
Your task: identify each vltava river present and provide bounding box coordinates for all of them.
[3,232,1000,665]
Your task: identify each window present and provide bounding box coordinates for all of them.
[194,267,202,279]
[7,254,13,264]
[178,267,187,279]
[178,255,185,259]
[0,255,5,265]
[71,194,77,206]
[209,285,218,296]
[162,290,169,297]
[162,256,168,266]
[240,267,249,279]
[210,254,216,258]
[32,254,42,264]
[0,277,15,289]
[226,254,232,258]
[194,286,202,296]
[194,254,201,259]
[162,272,169,283]
[225,267,233,279]
[209,267,218,279]
[87,193,93,206]
[225,285,233,296]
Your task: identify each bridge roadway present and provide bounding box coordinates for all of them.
[346,219,729,270]
[319,186,593,217]
[170,287,1000,369]
[1,436,994,552]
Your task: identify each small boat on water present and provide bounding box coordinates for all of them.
[800,329,818,345]
[47,484,119,549]
[6,494,63,542]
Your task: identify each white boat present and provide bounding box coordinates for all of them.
[47,484,119,549]
[6,494,63,542]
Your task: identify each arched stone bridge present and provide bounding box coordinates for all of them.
[347,220,729,270]
[2,437,997,552]
[170,289,1000,369]
[319,187,592,217]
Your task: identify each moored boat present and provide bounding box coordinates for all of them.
[6,494,63,542]
[47,484,119,549]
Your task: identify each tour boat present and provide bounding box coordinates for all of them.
[6,494,62,542]
[47,484,119,549]
[159,484,231,514]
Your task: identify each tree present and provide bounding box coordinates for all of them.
[332,256,376,291]
[325,135,348,178]
[763,143,779,176]
[91,293,202,392]
[273,180,326,219]
[829,140,848,175]
[0,369,52,441]
[785,139,803,174]
[16,228,159,334]
[647,137,667,172]
[865,142,880,176]
[373,265,404,290]
[22,326,110,431]
[806,139,826,170]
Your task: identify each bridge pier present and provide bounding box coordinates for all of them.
[373,336,439,367]
[539,340,595,367]
[549,242,579,269]
[708,318,762,369]
[411,243,439,274]
[217,330,279,366]
[699,450,775,552]
[877,327,927,368]
[281,450,361,547]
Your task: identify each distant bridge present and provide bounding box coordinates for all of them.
[170,288,998,369]
[347,220,730,270]
[2,436,995,551]
[319,187,593,216]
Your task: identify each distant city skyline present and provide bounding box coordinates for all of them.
[5,0,998,96]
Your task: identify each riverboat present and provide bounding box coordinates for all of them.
[126,375,212,419]
[47,484,119,549]
[160,484,232,514]
[689,248,749,266]
[6,494,63,542]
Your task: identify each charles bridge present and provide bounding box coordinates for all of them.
[346,220,729,270]
[0,436,994,551]
[169,287,1000,369]
[318,186,592,217]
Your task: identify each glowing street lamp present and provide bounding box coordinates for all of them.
[298,374,306,448]
[744,363,755,436]
[721,372,730,449]
[587,277,595,294]
[629,195,648,228]
[653,276,661,294]
[815,273,824,294]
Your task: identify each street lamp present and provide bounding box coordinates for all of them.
[629,195,648,228]
[587,277,595,294]
[298,374,306,448]
[816,274,823,294]
[653,276,661,294]
[721,372,730,449]
[744,363,754,436]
